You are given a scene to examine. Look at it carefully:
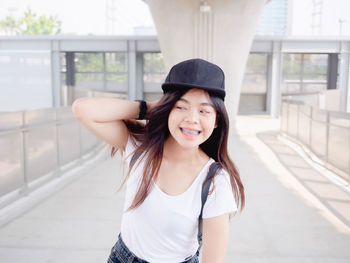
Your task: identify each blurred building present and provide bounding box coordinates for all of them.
[0,35,348,114]
[256,0,292,36]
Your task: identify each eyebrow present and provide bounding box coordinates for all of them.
[178,98,214,107]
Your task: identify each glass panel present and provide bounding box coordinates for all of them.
[241,74,267,94]
[241,53,268,94]
[328,126,350,176]
[75,73,104,82]
[143,53,166,96]
[282,54,302,94]
[105,53,127,72]
[143,53,165,73]
[283,54,302,77]
[58,123,80,165]
[0,133,24,196]
[60,53,66,72]
[75,53,103,72]
[302,83,326,93]
[303,54,328,81]
[245,53,268,74]
[26,126,57,182]
[281,83,301,93]
[0,51,52,112]
[106,73,127,82]
[75,73,104,89]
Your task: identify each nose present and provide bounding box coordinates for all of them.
[184,109,199,124]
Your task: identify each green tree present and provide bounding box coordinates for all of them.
[0,8,61,35]
[0,15,19,35]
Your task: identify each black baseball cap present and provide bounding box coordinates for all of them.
[161,58,226,101]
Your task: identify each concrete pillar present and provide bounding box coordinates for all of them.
[338,41,350,112]
[266,41,282,117]
[146,0,269,121]
[51,40,61,107]
[128,40,137,100]
[136,53,144,100]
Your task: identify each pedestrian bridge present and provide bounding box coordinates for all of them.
[0,114,349,263]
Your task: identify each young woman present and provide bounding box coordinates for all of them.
[72,58,245,263]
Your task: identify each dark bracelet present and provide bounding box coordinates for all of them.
[135,100,147,120]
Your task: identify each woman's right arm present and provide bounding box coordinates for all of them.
[72,97,140,151]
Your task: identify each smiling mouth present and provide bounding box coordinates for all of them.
[180,128,201,135]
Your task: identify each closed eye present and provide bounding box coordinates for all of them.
[200,109,211,114]
[176,106,186,110]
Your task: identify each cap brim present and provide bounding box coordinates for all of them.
[162,83,225,100]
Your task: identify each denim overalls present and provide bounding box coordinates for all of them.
[107,233,199,263]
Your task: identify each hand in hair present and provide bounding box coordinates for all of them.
[146,100,160,119]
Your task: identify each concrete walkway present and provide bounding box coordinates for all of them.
[0,115,350,263]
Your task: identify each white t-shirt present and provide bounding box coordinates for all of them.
[120,136,237,263]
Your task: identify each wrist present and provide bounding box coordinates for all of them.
[135,100,147,120]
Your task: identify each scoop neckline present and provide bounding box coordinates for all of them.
[152,158,214,198]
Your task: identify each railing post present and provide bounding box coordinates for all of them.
[280,101,284,132]
[348,124,350,180]
[309,106,313,151]
[325,112,330,165]
[55,108,61,177]
[78,122,83,165]
[297,104,300,140]
[20,111,29,196]
[286,101,289,136]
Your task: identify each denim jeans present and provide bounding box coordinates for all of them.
[107,233,199,263]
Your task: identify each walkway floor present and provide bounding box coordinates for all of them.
[0,115,350,263]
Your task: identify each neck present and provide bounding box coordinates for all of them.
[163,136,203,164]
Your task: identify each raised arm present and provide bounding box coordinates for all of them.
[71,97,140,151]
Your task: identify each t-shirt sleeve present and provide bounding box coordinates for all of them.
[202,170,238,219]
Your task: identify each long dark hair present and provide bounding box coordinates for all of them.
[111,89,245,212]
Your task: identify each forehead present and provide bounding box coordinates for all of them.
[179,89,212,103]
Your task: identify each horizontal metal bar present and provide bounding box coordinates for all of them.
[0,119,76,136]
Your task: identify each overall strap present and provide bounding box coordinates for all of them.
[197,162,220,254]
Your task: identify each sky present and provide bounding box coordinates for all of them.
[0,0,154,35]
[1,0,350,36]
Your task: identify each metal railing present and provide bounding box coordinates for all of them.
[0,106,105,209]
[281,99,350,181]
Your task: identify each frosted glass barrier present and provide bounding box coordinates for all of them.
[303,83,326,93]
[281,82,300,94]
[25,126,57,183]
[0,112,23,130]
[0,51,52,112]
[281,54,328,95]
[281,103,288,132]
[0,106,103,204]
[328,112,350,178]
[298,105,311,147]
[310,109,327,159]
[25,108,55,126]
[241,53,268,94]
[287,104,298,138]
[0,133,24,196]
[74,52,127,93]
[144,73,167,92]
[58,122,80,165]
[281,100,350,179]
[81,127,99,153]
[143,53,166,95]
